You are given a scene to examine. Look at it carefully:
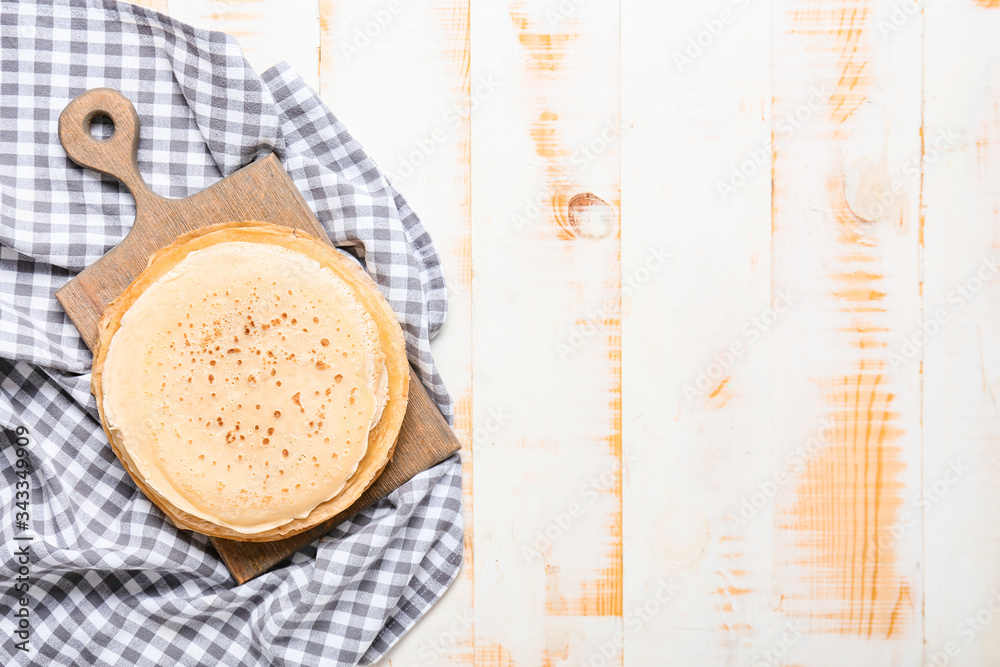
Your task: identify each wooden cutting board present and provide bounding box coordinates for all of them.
[55,88,461,584]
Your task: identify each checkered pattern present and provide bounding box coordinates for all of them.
[0,0,463,665]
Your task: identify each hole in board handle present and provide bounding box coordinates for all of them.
[88,112,115,141]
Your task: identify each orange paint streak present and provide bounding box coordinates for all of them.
[832,288,886,301]
[836,326,890,333]
[840,305,887,313]
[604,291,624,618]
[544,505,623,617]
[454,391,475,567]
[832,271,884,282]
[517,33,577,70]
[452,235,473,291]
[713,533,754,645]
[849,338,888,349]
[976,100,1000,195]
[709,377,730,399]
[785,369,910,637]
[607,317,622,464]
[318,0,341,89]
[436,1,472,84]
[918,124,926,256]
[541,648,570,666]
[722,623,756,636]
[476,644,518,666]
[788,1,872,123]
[975,0,1000,6]
[207,12,261,22]
[530,111,563,159]
[527,109,578,240]
[511,10,577,71]
[454,392,472,435]
[706,376,734,410]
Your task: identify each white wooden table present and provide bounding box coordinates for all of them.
[127,1,1000,664]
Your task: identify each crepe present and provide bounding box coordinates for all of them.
[91,221,409,541]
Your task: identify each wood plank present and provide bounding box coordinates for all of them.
[314,1,475,664]
[923,1,1000,663]
[470,1,621,663]
[621,1,775,663]
[767,1,923,662]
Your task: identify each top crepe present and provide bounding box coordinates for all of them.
[91,222,409,540]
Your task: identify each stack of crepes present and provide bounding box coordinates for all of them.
[91,221,409,541]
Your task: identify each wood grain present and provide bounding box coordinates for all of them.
[56,87,460,585]
[470,2,622,663]
[924,1,1000,663]
[621,0,774,663]
[770,3,923,661]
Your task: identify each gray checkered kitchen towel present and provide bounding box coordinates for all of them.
[0,0,463,664]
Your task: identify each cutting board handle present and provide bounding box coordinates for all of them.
[58,88,157,208]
